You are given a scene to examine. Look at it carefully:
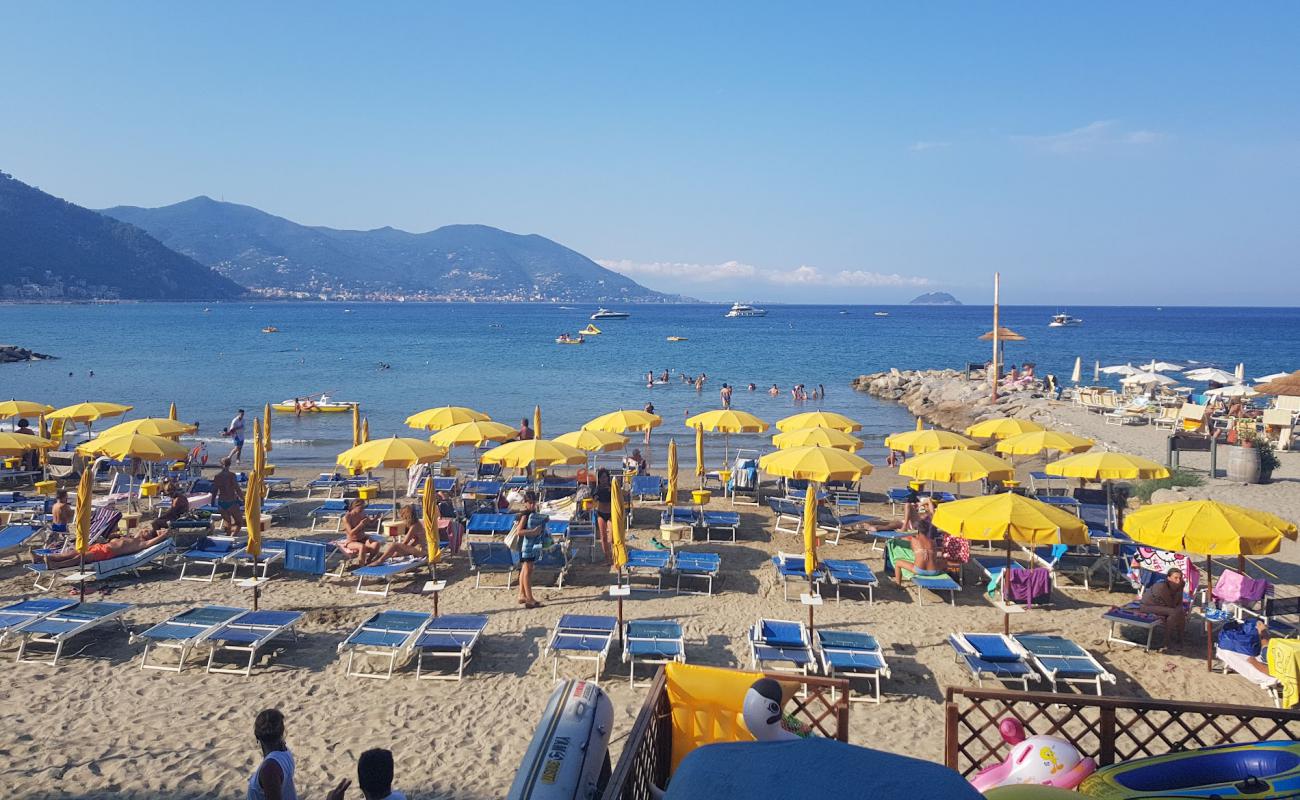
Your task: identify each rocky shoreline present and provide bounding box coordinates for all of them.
[852,368,1054,432]
[0,344,55,363]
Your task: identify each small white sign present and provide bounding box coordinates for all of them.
[799,593,824,606]
[236,577,269,589]
[61,571,98,583]
[422,580,448,594]
[608,585,632,597]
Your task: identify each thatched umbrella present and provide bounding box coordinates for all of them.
[1257,370,1300,397]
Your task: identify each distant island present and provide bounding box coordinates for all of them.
[909,291,962,305]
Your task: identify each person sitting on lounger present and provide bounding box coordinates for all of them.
[1140,567,1188,648]
[369,505,426,566]
[340,499,381,565]
[147,482,190,532]
[41,529,171,569]
[892,530,943,582]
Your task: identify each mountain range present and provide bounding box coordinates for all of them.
[102,197,676,302]
[0,172,242,300]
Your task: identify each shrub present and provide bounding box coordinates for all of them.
[1133,468,1205,503]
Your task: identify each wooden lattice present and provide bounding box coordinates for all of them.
[944,686,1300,777]
[603,668,850,799]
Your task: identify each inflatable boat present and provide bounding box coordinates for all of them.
[271,396,357,413]
[507,679,613,800]
[1079,740,1300,799]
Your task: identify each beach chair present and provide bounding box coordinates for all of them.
[1013,633,1116,694]
[700,510,740,542]
[549,517,597,562]
[468,541,518,589]
[771,551,824,601]
[675,551,721,595]
[885,540,961,605]
[1028,471,1070,497]
[27,538,175,592]
[414,614,488,681]
[814,506,878,546]
[0,524,41,563]
[631,475,665,501]
[0,598,75,636]
[947,633,1037,690]
[822,559,878,604]
[624,548,672,592]
[768,497,803,536]
[748,618,814,677]
[306,473,345,498]
[177,536,242,582]
[308,500,392,532]
[228,539,289,582]
[546,614,617,684]
[351,557,428,597]
[337,610,433,680]
[816,630,890,703]
[1102,604,1165,651]
[972,554,1027,596]
[623,619,685,687]
[462,479,502,499]
[466,512,516,539]
[534,543,571,589]
[132,605,247,672]
[7,601,132,665]
[205,610,304,676]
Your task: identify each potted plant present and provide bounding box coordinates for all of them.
[1257,436,1280,483]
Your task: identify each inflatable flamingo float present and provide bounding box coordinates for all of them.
[970,719,1096,793]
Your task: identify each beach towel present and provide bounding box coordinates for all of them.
[1007,567,1051,606]
[938,534,969,565]
[1212,569,1270,605]
[1267,639,1300,708]
[883,540,911,578]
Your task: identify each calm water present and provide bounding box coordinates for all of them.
[4,302,1298,465]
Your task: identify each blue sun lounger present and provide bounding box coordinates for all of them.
[534,544,571,588]
[675,551,721,595]
[771,552,824,601]
[338,610,433,680]
[631,476,666,501]
[749,618,814,677]
[623,619,685,687]
[816,630,891,702]
[0,524,41,562]
[1013,633,1115,695]
[700,511,740,542]
[27,539,175,592]
[462,480,503,498]
[8,601,133,665]
[947,633,1037,690]
[624,548,672,592]
[468,541,518,589]
[547,614,617,684]
[549,517,597,562]
[308,500,393,531]
[0,598,75,636]
[414,614,488,681]
[814,507,879,546]
[768,498,803,536]
[205,610,303,676]
[466,513,516,539]
[822,559,878,603]
[228,539,289,582]
[351,557,428,597]
[178,536,242,582]
[132,605,247,672]
[972,555,1027,595]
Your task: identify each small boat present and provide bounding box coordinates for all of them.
[1079,740,1300,799]
[580,324,602,335]
[873,311,890,317]
[725,302,767,318]
[590,308,630,320]
[271,395,356,413]
[202,308,210,313]
[506,679,612,800]
[555,335,585,345]
[1049,312,1083,327]
[667,336,688,342]
[262,326,279,333]
[838,310,850,315]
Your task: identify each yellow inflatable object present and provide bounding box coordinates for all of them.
[985,786,1085,800]
[665,663,763,772]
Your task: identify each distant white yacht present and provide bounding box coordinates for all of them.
[725,302,767,318]
[590,308,630,320]
[1049,311,1083,327]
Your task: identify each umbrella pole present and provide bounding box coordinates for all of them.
[808,573,816,635]
[1003,534,1012,636]
[1205,554,1214,672]
[253,554,260,611]
[79,552,86,603]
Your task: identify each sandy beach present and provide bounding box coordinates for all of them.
[2,400,1296,800]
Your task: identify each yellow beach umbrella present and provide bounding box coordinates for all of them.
[168,402,178,421]
[554,429,629,453]
[431,420,518,448]
[0,400,54,419]
[1044,451,1170,481]
[802,480,819,576]
[336,436,446,472]
[0,432,55,456]
[98,418,197,439]
[534,405,542,440]
[759,446,873,483]
[422,475,442,580]
[480,438,586,469]
[996,430,1094,457]
[405,406,491,431]
[610,475,628,570]
[694,424,705,483]
[263,403,272,453]
[776,410,863,433]
[772,426,864,452]
[74,464,92,602]
[76,432,189,462]
[584,409,663,433]
[666,438,679,505]
[1125,499,1297,669]
[883,428,977,454]
[686,409,768,465]
[965,418,1045,440]
[361,417,370,444]
[351,403,361,447]
[49,401,132,436]
[899,449,1015,485]
[244,420,265,608]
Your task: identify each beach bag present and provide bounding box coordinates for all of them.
[504,518,523,552]
[1218,620,1262,657]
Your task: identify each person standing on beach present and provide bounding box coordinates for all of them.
[720,383,733,409]
[515,490,546,608]
[213,457,243,537]
[224,409,246,464]
[248,708,349,800]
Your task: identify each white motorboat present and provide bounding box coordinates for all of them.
[873,311,890,317]
[1049,312,1083,327]
[590,308,630,320]
[725,302,767,318]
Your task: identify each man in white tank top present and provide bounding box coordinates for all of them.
[248,708,350,800]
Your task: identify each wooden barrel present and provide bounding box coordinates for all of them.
[1225,445,1261,484]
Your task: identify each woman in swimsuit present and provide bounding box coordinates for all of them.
[892,530,944,582]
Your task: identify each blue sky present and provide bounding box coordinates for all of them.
[2,3,1297,305]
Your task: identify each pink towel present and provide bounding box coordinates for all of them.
[1212,569,1270,605]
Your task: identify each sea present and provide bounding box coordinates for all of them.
[4,302,1298,468]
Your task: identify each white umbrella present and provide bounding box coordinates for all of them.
[1122,371,1177,386]
[1235,363,1246,383]
[1204,384,1259,398]
[1093,360,1100,383]
[1184,368,1237,384]
[1070,357,1082,384]
[1256,372,1291,384]
[1143,361,1184,372]
[1100,364,1141,376]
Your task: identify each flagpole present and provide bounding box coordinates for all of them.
[991,272,1001,402]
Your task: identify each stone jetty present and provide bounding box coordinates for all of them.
[851,368,1054,432]
[0,344,54,363]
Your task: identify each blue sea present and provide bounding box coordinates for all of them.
[4,302,1298,466]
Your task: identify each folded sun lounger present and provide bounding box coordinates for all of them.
[414,614,488,681]
[205,610,304,676]
[749,618,814,677]
[1013,633,1116,695]
[947,632,1037,690]
[816,629,890,702]
[8,601,133,665]
[468,541,518,589]
[771,552,824,601]
[132,605,247,672]
[623,619,685,687]
[675,551,721,595]
[338,610,433,680]
[547,614,617,684]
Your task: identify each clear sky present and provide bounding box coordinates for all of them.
[2,3,1297,305]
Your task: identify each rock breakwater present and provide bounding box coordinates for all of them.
[0,344,55,363]
[852,368,1054,432]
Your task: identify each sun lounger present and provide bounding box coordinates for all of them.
[227,539,289,582]
[700,510,740,542]
[0,524,40,563]
[27,538,175,592]
[338,610,433,680]
[547,614,617,684]
[1102,603,1165,651]
[816,629,890,702]
[885,540,960,605]
[0,598,75,636]
[548,517,597,562]
[205,610,303,676]
[132,605,247,672]
[623,619,685,687]
[466,512,516,539]
[1013,633,1115,694]
[414,614,488,681]
[624,548,672,591]
[972,555,1027,595]
[1028,471,1070,497]
[947,633,1037,690]
[822,559,877,603]
[308,500,392,532]
[771,552,824,601]
[8,601,132,665]
[675,551,721,595]
[886,488,955,515]
[534,543,571,588]
[631,476,665,501]
[768,498,803,536]
[468,541,518,589]
[749,618,814,676]
[462,480,503,498]
[178,536,242,582]
[352,557,428,597]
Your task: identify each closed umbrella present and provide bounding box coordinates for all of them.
[168,402,178,421]
[244,419,264,610]
[965,418,1045,440]
[351,404,361,448]
[1071,357,1082,385]
[693,425,705,486]
[422,474,441,586]
[361,418,370,444]
[995,430,1094,457]
[685,409,768,464]
[775,411,862,433]
[1235,363,1246,383]
[406,406,491,431]
[263,403,272,453]
[801,482,820,632]
[1093,361,1100,383]
[883,429,977,455]
[534,406,542,441]
[898,450,1014,487]
[610,474,629,637]
[74,465,92,602]
[773,426,864,452]
[666,439,678,506]
[1124,500,1297,669]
